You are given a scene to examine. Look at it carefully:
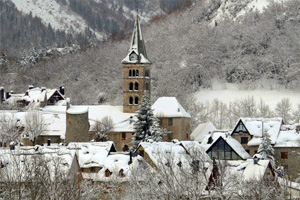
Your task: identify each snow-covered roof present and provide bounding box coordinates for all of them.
[121,14,151,64]
[138,141,210,168]
[67,105,88,114]
[7,87,64,106]
[216,158,271,183]
[274,127,300,147]
[152,97,191,118]
[44,105,136,133]
[67,142,115,168]
[0,146,77,182]
[202,131,251,160]
[0,110,66,139]
[91,153,146,182]
[191,122,216,142]
[233,118,283,146]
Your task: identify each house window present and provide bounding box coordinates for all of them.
[129,82,133,90]
[168,118,173,126]
[241,137,248,144]
[90,167,95,173]
[129,70,132,77]
[235,122,247,133]
[139,150,144,157]
[105,169,112,177]
[136,70,139,77]
[209,138,240,160]
[246,150,250,154]
[122,133,126,140]
[281,152,288,159]
[129,97,133,105]
[135,82,139,90]
[119,169,125,177]
[135,97,138,105]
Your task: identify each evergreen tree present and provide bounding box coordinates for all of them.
[131,94,163,150]
[257,133,275,169]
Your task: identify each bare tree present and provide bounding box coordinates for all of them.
[23,109,47,145]
[93,116,114,142]
[0,113,21,147]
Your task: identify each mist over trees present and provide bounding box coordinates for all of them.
[1,0,300,131]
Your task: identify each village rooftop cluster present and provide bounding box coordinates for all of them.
[1,11,300,199]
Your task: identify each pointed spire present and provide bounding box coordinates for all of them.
[122,9,151,64]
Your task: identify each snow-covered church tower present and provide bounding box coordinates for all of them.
[122,11,152,113]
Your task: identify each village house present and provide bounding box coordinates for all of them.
[191,122,216,142]
[135,140,210,168]
[231,118,283,156]
[1,85,65,108]
[0,145,82,196]
[201,131,251,160]
[207,157,277,196]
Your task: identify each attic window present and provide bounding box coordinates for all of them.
[119,169,125,178]
[105,169,112,177]
[177,161,182,167]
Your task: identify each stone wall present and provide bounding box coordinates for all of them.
[123,63,151,113]
[159,117,190,141]
[65,112,90,144]
[274,147,300,181]
[232,133,258,156]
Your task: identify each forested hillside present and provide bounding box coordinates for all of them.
[0,0,192,57]
[1,0,300,129]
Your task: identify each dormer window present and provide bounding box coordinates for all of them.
[105,169,112,177]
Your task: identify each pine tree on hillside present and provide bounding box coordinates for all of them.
[131,94,163,151]
[257,133,276,169]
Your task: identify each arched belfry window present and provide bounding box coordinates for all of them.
[135,97,139,105]
[129,82,133,90]
[136,70,139,77]
[132,70,136,77]
[135,82,139,90]
[129,70,132,77]
[129,97,133,105]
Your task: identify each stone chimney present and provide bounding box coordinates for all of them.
[59,86,65,96]
[0,87,4,104]
[28,85,34,90]
[66,98,70,110]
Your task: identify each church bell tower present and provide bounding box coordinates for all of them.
[122,11,151,113]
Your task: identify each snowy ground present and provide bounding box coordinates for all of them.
[195,81,300,110]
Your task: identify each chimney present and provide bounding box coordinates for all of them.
[28,85,34,90]
[47,139,51,146]
[0,87,4,104]
[129,116,134,124]
[128,151,133,165]
[59,86,65,96]
[10,90,14,95]
[66,98,70,110]
[6,92,10,99]
[41,87,46,92]
[208,136,213,144]
[254,157,258,165]
[9,142,15,150]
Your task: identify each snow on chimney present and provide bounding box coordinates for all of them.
[28,85,34,90]
[66,98,70,110]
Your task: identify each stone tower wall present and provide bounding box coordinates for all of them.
[66,112,90,144]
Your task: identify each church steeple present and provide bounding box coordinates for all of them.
[122,10,151,64]
[122,10,152,113]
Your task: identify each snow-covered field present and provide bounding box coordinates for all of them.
[195,81,300,110]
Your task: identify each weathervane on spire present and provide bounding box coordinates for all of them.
[135,0,139,20]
